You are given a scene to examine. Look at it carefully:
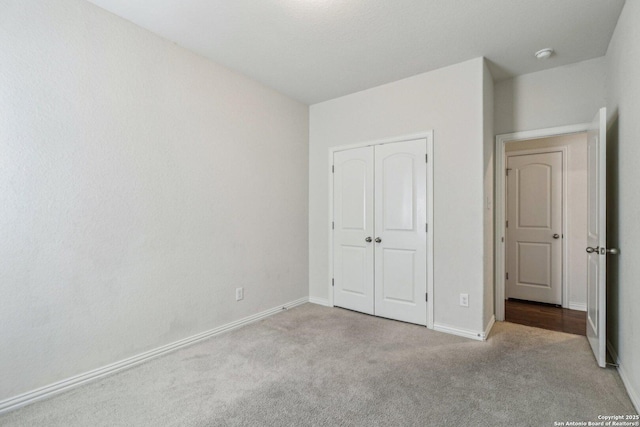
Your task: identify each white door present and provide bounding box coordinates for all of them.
[332,139,428,325]
[586,107,607,368]
[374,140,427,325]
[506,151,563,305]
[333,147,374,315]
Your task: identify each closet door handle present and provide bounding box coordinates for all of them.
[553,234,560,239]
[375,237,382,243]
[365,237,372,242]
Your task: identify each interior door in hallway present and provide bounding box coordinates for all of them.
[506,151,563,305]
[332,146,375,315]
[374,140,427,325]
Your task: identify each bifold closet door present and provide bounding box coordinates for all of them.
[374,140,427,325]
[333,146,375,315]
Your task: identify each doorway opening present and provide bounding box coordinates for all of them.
[496,127,589,336]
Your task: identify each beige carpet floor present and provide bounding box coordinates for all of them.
[0,303,636,426]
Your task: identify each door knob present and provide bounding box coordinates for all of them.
[365,237,372,242]
[586,246,619,255]
[553,234,560,239]
[375,237,382,243]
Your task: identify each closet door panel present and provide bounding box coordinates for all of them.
[374,139,427,325]
[333,147,375,314]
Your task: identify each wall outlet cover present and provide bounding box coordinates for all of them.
[460,293,469,307]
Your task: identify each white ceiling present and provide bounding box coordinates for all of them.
[86,0,625,104]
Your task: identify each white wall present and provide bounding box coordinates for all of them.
[605,0,640,411]
[0,0,308,401]
[505,133,588,310]
[483,61,495,329]
[495,57,607,135]
[309,58,487,335]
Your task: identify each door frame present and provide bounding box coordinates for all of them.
[495,124,589,321]
[328,131,434,329]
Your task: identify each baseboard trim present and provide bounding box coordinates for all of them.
[568,302,587,312]
[608,340,640,413]
[433,322,486,341]
[0,297,309,415]
[618,360,640,413]
[483,315,496,340]
[308,297,331,307]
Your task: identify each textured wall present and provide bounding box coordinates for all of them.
[494,57,606,135]
[605,0,640,411]
[309,58,487,335]
[0,0,308,400]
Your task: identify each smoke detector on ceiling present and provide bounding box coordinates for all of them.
[535,48,554,59]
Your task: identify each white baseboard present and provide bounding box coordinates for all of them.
[0,297,309,415]
[568,302,587,312]
[618,360,640,413]
[608,340,640,413]
[433,322,487,341]
[483,315,496,340]
[308,296,331,307]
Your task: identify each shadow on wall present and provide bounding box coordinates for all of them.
[606,110,620,359]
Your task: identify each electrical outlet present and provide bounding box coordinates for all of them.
[460,293,469,307]
[236,287,244,301]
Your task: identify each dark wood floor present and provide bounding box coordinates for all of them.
[505,299,587,336]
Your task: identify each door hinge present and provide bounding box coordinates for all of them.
[506,168,511,176]
[501,236,504,243]
[425,154,428,163]
[332,165,334,173]
[506,272,509,280]
[425,223,428,232]
[425,293,428,302]
[332,278,334,287]
[332,221,334,230]
[506,220,509,228]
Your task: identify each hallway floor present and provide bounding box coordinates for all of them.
[505,298,587,336]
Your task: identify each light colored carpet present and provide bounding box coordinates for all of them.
[0,303,636,426]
